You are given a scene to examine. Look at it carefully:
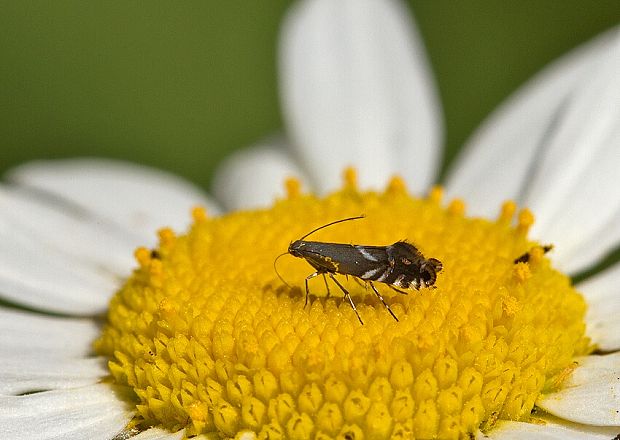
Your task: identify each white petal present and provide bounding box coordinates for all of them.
[0,230,117,315]
[130,428,185,440]
[0,384,133,440]
[0,307,99,358]
[0,186,136,276]
[446,26,619,219]
[6,158,220,242]
[211,137,308,210]
[280,0,442,194]
[576,264,620,351]
[0,356,107,395]
[483,413,620,440]
[524,32,620,273]
[559,205,620,276]
[536,352,620,426]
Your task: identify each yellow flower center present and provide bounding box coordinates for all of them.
[96,171,590,439]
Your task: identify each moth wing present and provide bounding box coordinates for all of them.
[353,245,390,263]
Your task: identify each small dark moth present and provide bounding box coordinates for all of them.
[280,216,443,324]
[513,244,553,264]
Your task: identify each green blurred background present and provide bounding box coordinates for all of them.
[2,1,619,189]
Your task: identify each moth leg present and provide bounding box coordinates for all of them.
[388,284,409,295]
[352,277,366,288]
[305,271,320,307]
[329,273,364,325]
[322,273,331,298]
[369,281,399,322]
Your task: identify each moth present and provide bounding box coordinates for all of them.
[281,216,443,324]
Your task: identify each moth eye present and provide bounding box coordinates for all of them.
[422,267,437,285]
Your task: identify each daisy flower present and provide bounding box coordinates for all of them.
[1,0,619,439]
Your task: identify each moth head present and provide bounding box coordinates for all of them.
[288,240,304,258]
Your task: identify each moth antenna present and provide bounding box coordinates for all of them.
[273,252,293,289]
[298,215,365,241]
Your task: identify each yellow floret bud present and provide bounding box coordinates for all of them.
[447,198,466,216]
[498,200,517,223]
[343,167,358,189]
[191,206,207,223]
[134,246,151,267]
[157,227,176,248]
[428,185,444,204]
[517,208,535,234]
[385,175,406,195]
[285,177,302,199]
